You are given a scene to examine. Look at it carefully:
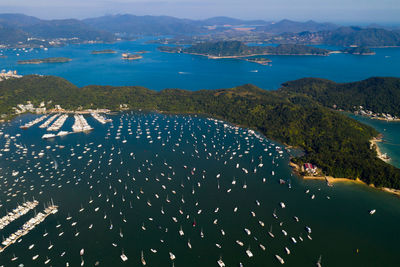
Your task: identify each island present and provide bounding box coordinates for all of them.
[158,41,331,58]
[244,57,272,65]
[17,57,72,64]
[342,46,376,55]
[91,49,117,54]
[1,75,400,192]
[121,53,142,60]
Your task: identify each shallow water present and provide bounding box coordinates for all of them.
[0,112,399,266]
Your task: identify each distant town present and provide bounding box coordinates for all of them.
[0,70,22,82]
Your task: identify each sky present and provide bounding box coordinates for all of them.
[0,0,399,24]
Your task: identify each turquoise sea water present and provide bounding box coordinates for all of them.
[351,115,400,168]
[1,39,400,90]
[0,113,400,267]
[1,40,400,266]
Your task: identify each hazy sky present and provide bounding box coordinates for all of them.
[1,0,399,24]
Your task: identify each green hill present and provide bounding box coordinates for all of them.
[2,75,400,189]
[280,77,400,116]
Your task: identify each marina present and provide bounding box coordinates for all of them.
[0,112,399,266]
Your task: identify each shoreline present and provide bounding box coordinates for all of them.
[370,137,390,162]
[290,160,400,197]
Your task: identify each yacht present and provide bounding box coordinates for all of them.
[275,254,285,264]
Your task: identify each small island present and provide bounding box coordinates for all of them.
[158,41,331,58]
[342,46,376,55]
[244,57,272,65]
[91,49,117,54]
[17,57,72,64]
[121,53,142,60]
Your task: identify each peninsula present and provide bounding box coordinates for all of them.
[158,41,331,58]
[17,57,72,64]
[1,75,400,190]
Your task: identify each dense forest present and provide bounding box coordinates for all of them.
[1,75,400,189]
[159,41,331,57]
[280,77,400,116]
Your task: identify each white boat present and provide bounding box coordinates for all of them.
[169,252,176,260]
[275,254,285,264]
[57,131,69,136]
[369,209,376,215]
[42,133,56,139]
[217,257,226,267]
[120,250,128,261]
[280,202,286,208]
[246,248,254,258]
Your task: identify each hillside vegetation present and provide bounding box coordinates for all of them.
[280,77,400,116]
[2,75,400,189]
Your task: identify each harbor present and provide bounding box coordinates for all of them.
[0,112,399,266]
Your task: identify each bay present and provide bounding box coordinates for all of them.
[1,39,400,90]
[0,113,399,267]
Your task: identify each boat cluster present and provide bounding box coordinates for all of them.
[47,114,68,131]
[92,113,112,124]
[1,202,58,253]
[0,200,39,230]
[0,112,329,266]
[20,115,47,129]
[72,114,93,132]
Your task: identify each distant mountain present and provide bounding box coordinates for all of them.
[0,24,28,45]
[255,19,338,33]
[21,19,115,41]
[321,26,400,46]
[0,13,41,27]
[200,16,268,26]
[0,13,116,46]
[83,14,205,36]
